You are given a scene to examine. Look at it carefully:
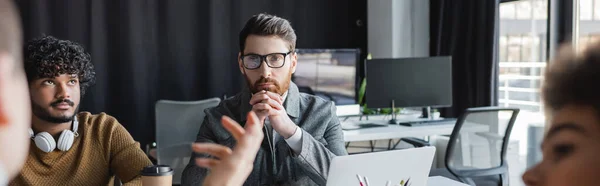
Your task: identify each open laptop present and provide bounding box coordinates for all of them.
[327,147,436,186]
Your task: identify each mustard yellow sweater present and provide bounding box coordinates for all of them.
[9,112,152,186]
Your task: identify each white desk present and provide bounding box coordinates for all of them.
[343,119,491,169]
[342,120,488,142]
[428,176,469,186]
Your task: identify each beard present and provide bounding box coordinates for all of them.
[31,99,79,123]
[244,69,293,95]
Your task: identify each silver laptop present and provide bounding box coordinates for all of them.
[327,147,436,186]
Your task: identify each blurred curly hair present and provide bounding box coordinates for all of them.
[24,35,96,95]
[543,41,600,117]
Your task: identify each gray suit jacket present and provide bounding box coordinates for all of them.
[181,82,347,186]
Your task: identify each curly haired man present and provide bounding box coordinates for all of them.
[9,36,152,186]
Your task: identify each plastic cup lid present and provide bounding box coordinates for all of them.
[140,165,174,176]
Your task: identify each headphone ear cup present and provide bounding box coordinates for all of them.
[34,132,56,153]
[57,130,75,151]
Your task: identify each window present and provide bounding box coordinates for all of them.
[499,36,508,62]
[595,0,600,19]
[577,0,600,51]
[533,0,548,19]
[516,1,533,19]
[500,3,517,19]
[581,0,594,20]
[498,1,546,113]
[497,1,548,185]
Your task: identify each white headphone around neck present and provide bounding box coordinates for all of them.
[29,117,79,153]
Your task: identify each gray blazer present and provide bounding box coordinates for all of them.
[181,82,347,186]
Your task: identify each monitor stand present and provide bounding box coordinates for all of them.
[388,100,398,124]
[421,106,432,120]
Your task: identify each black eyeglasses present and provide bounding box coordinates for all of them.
[240,51,293,70]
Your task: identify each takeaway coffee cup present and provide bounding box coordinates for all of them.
[140,165,174,186]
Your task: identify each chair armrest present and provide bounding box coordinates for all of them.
[400,137,431,147]
[451,164,508,177]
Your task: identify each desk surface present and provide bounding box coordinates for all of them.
[428,176,469,186]
[342,120,488,142]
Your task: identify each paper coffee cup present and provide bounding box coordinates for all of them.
[141,165,174,186]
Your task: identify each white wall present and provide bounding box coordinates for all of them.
[368,0,429,58]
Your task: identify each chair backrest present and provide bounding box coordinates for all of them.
[445,107,519,184]
[155,97,221,184]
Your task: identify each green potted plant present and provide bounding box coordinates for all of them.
[358,77,376,114]
[431,108,440,119]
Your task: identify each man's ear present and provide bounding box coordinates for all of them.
[0,53,14,126]
[238,52,245,75]
[290,51,297,74]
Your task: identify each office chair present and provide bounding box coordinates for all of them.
[154,98,221,185]
[428,107,520,186]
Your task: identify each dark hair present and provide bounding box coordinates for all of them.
[0,0,22,69]
[542,42,600,115]
[24,36,96,95]
[239,13,297,53]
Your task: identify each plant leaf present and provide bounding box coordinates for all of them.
[358,77,367,105]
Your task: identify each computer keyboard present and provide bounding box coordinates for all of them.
[398,118,457,127]
[342,123,388,130]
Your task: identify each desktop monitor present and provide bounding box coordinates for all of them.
[293,48,360,106]
[365,56,453,109]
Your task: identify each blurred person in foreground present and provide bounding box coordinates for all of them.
[0,0,32,185]
[196,111,264,186]
[522,41,600,186]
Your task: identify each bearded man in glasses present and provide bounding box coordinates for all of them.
[181,13,347,186]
